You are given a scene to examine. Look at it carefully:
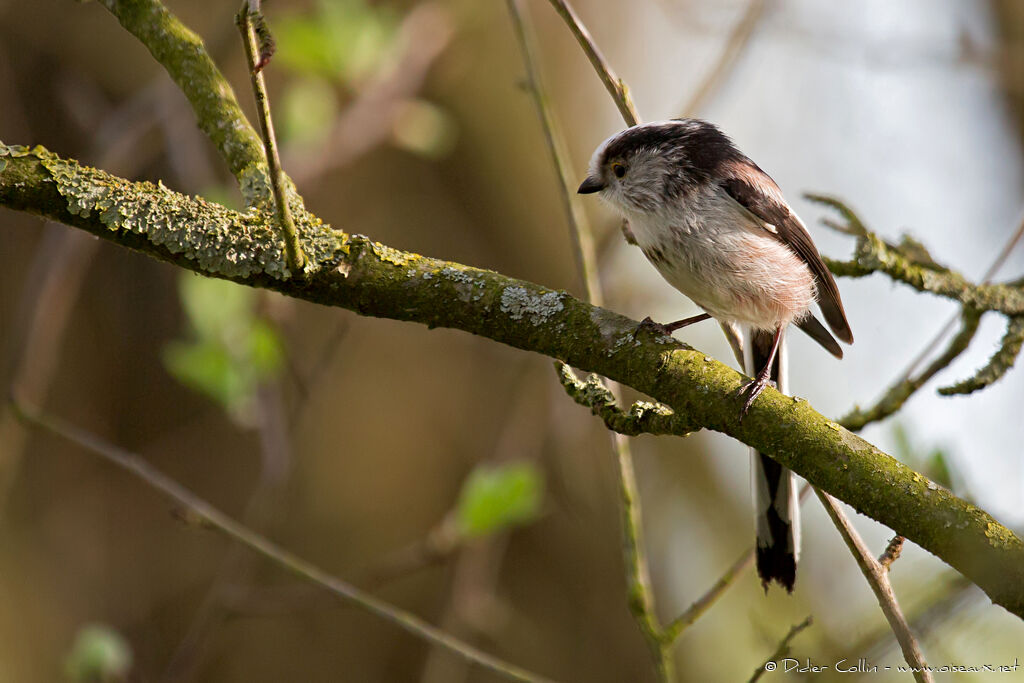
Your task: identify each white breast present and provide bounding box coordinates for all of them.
[625,187,816,332]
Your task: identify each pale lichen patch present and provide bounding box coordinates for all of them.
[442,266,485,303]
[500,286,564,325]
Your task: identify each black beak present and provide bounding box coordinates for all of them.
[577,176,605,194]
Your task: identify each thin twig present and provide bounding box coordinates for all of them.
[162,381,293,682]
[506,0,601,301]
[851,575,974,664]
[543,0,640,126]
[506,2,671,678]
[839,309,982,431]
[748,616,813,683]
[898,209,1024,381]
[11,399,557,683]
[662,547,755,643]
[814,489,933,683]
[678,0,767,118]
[236,2,306,275]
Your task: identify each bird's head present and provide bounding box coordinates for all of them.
[578,119,734,215]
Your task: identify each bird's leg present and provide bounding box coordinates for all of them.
[634,312,712,338]
[739,325,783,419]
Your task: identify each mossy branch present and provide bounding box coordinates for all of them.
[98,0,272,204]
[3,144,1024,620]
[809,195,1024,398]
[938,315,1024,395]
[840,309,983,431]
[556,364,697,437]
[808,195,1024,316]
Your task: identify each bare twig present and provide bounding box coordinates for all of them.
[938,314,1024,395]
[815,490,933,683]
[852,575,974,663]
[542,0,640,126]
[507,2,672,677]
[162,381,293,682]
[678,0,767,118]
[11,399,557,683]
[839,309,982,431]
[507,0,601,301]
[662,547,755,643]
[236,2,306,275]
[897,209,1024,382]
[748,616,813,683]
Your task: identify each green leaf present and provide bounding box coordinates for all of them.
[64,623,132,682]
[162,340,247,410]
[164,275,284,422]
[455,461,543,538]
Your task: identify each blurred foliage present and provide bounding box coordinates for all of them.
[455,461,543,538]
[391,98,458,159]
[63,624,132,683]
[274,0,400,87]
[162,273,284,424]
[281,76,339,145]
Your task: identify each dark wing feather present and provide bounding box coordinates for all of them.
[719,161,853,345]
[797,315,843,359]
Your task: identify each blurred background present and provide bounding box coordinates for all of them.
[1,0,1023,681]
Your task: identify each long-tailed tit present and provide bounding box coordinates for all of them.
[578,119,853,591]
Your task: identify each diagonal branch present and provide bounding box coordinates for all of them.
[542,0,640,126]
[11,398,556,683]
[3,144,1024,620]
[809,195,1024,316]
[839,309,983,430]
[815,490,932,682]
[236,2,306,274]
[938,315,1024,395]
[97,0,272,204]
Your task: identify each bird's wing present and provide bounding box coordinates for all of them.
[718,159,853,345]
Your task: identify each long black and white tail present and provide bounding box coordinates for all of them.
[746,328,800,592]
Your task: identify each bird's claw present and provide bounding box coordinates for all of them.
[738,376,775,421]
[633,316,673,340]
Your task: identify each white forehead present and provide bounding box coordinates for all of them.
[586,120,691,173]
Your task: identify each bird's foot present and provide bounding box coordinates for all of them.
[633,316,674,340]
[738,375,776,421]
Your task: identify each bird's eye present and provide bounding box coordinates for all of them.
[612,163,626,178]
